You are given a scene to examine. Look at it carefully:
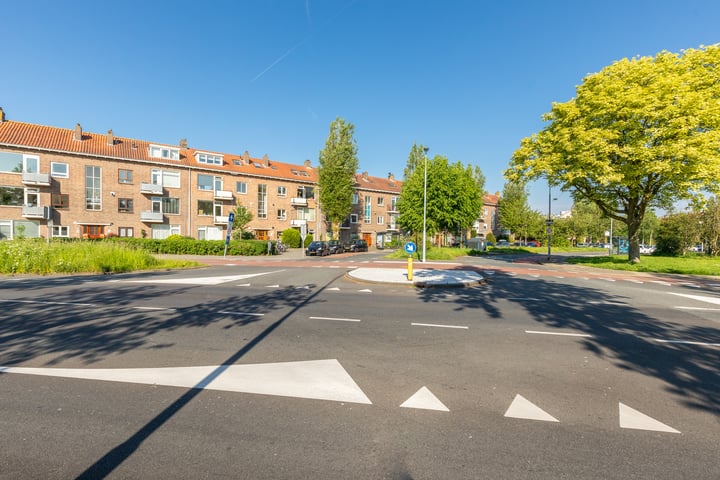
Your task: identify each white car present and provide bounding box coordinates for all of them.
[639,245,655,254]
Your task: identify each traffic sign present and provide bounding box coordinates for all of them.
[404,242,417,254]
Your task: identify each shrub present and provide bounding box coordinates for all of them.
[281,228,301,248]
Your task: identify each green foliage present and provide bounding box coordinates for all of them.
[498,179,532,237]
[232,205,254,240]
[507,45,720,262]
[0,239,198,274]
[567,254,720,276]
[655,212,700,255]
[318,117,359,236]
[398,150,484,237]
[698,196,720,256]
[280,228,301,248]
[485,232,497,244]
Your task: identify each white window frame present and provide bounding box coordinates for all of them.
[236,182,247,194]
[197,174,214,191]
[152,169,180,188]
[195,152,223,165]
[24,188,39,207]
[377,216,384,225]
[51,162,68,178]
[52,225,70,238]
[377,197,384,207]
[277,186,287,197]
[149,145,180,160]
[277,208,287,220]
[350,214,359,224]
[23,155,39,173]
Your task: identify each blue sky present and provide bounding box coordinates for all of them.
[2,0,718,212]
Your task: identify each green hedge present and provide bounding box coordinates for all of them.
[107,236,270,255]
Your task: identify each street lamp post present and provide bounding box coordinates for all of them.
[422,147,429,263]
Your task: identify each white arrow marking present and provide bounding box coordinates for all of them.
[400,386,449,411]
[0,359,372,405]
[326,287,340,291]
[125,271,284,285]
[619,403,680,433]
[504,394,559,422]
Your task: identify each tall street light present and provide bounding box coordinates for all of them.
[422,146,429,263]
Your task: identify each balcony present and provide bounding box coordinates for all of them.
[290,197,308,206]
[140,211,164,222]
[22,172,51,186]
[214,215,231,224]
[214,190,233,201]
[140,183,164,195]
[22,205,51,219]
[290,219,307,227]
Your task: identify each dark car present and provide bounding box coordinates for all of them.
[327,240,345,254]
[347,239,368,252]
[306,241,329,256]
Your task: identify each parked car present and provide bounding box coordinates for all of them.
[347,239,368,252]
[526,240,541,247]
[306,241,330,256]
[327,240,345,254]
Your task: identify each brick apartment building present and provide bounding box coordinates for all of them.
[0,108,404,247]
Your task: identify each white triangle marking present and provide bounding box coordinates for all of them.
[670,292,720,305]
[400,386,449,411]
[0,359,372,405]
[358,289,372,293]
[125,271,283,285]
[327,287,340,291]
[504,394,559,422]
[619,403,680,433]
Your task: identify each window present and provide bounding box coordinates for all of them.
[85,166,102,210]
[195,152,223,165]
[0,186,24,206]
[118,198,134,213]
[197,174,214,191]
[118,227,134,237]
[119,169,133,184]
[352,193,359,204]
[151,169,180,188]
[236,182,247,194]
[52,226,69,237]
[152,224,180,239]
[51,162,69,178]
[0,151,23,173]
[197,200,213,216]
[149,145,180,160]
[24,188,39,207]
[197,226,223,240]
[163,197,180,215]
[277,209,287,220]
[257,184,267,219]
[377,216,384,225]
[391,196,398,211]
[82,225,105,239]
[377,197,384,207]
[23,155,39,173]
[51,193,69,209]
[350,214,358,223]
[296,207,315,221]
[364,196,372,224]
[277,186,287,197]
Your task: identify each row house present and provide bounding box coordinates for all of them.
[0,108,402,244]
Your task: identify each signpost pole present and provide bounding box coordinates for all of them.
[224,212,235,257]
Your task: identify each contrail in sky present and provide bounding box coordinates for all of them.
[251,40,306,83]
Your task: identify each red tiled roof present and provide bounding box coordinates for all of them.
[483,192,500,205]
[0,120,318,183]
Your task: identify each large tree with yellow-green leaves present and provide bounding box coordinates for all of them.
[506,45,720,262]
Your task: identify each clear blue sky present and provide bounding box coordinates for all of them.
[2,0,718,212]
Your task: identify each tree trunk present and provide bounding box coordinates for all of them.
[627,215,642,263]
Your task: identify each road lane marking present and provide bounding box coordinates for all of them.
[309,316,361,322]
[675,306,720,311]
[132,306,177,312]
[504,394,559,422]
[411,323,468,330]
[0,299,97,307]
[219,311,264,317]
[669,292,720,305]
[619,403,680,433]
[525,330,592,338]
[653,339,720,347]
[400,386,449,412]
[0,359,372,405]
[125,271,283,285]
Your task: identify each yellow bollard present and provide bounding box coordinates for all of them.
[407,256,413,281]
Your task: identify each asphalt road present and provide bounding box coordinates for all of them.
[0,253,718,479]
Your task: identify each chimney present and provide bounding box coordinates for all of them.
[73,123,82,141]
[304,159,311,167]
[242,150,250,163]
[262,154,270,167]
[362,171,369,181]
[106,129,114,146]
[388,172,394,180]
[179,138,188,149]
[0,107,5,123]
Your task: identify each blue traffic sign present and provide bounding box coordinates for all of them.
[228,212,235,223]
[404,241,417,254]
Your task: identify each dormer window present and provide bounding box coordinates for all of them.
[149,145,180,160]
[195,152,224,165]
